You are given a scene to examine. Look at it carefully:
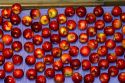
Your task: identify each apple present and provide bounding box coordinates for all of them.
[24,42,35,53]
[44,68,55,78]
[35,62,46,72]
[51,47,62,58]
[0,16,3,25]
[57,14,67,24]
[40,15,50,25]
[25,55,36,65]
[70,59,81,70]
[89,53,100,63]
[50,34,61,43]
[11,27,21,38]
[61,53,71,64]
[59,40,70,51]
[114,32,123,42]
[79,33,88,43]
[4,76,16,83]
[72,72,82,83]
[116,59,125,70]
[31,22,42,32]
[54,74,65,83]
[22,16,32,26]
[103,12,113,22]
[122,39,125,48]
[32,35,43,45]
[115,46,124,56]
[67,32,78,43]
[98,59,109,69]
[43,54,54,64]
[65,6,75,17]
[10,14,21,25]
[85,13,96,24]
[122,25,125,34]
[90,66,100,77]
[87,39,98,49]
[0,55,5,66]
[53,60,63,71]
[99,73,110,83]
[97,46,108,56]
[48,8,58,18]
[87,26,97,37]
[3,62,14,72]
[62,66,73,77]
[23,28,34,39]
[82,59,91,70]
[13,69,24,78]
[118,72,125,83]
[112,19,122,29]
[0,29,3,38]
[120,13,125,22]
[26,69,37,80]
[0,69,5,79]
[84,74,94,83]
[12,54,23,65]
[95,20,105,30]
[96,33,106,43]
[11,41,22,52]
[1,8,11,19]
[34,48,45,59]
[2,21,12,31]
[69,46,79,56]
[78,20,88,30]
[112,6,122,16]
[36,75,46,83]
[106,53,117,63]
[104,26,115,36]
[105,39,116,49]
[80,46,90,56]
[42,41,52,52]
[49,20,59,31]
[58,26,68,37]
[30,9,41,19]
[66,20,76,30]
[2,34,13,45]
[0,42,4,51]
[108,66,119,77]
[11,3,22,14]
[76,6,86,17]
[93,6,104,17]
[42,28,51,38]
[2,48,13,59]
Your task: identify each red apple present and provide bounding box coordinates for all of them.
[35,62,46,72]
[122,25,125,34]
[103,12,113,22]
[51,47,62,58]
[87,39,98,49]
[40,15,50,25]
[0,29,3,38]
[95,20,105,30]
[11,41,22,52]
[42,41,52,52]
[89,53,100,63]
[50,34,61,43]
[106,53,117,63]
[11,3,22,14]
[76,6,86,17]
[0,42,4,51]
[12,54,23,65]
[1,8,11,19]
[59,40,70,51]
[31,22,42,32]
[13,69,24,78]
[26,69,37,80]
[32,35,43,45]
[90,66,100,77]
[114,32,123,42]
[87,26,97,37]
[57,14,67,24]
[42,28,51,38]
[25,55,36,65]
[112,6,122,16]
[120,13,125,22]
[82,59,91,70]
[62,66,73,77]
[0,16,3,25]
[23,28,34,39]
[79,33,88,43]
[2,34,13,45]
[105,39,116,49]
[49,20,59,31]
[115,46,124,56]
[22,16,32,26]
[11,27,21,38]
[112,19,122,29]
[122,39,125,48]
[93,6,104,17]
[69,46,79,56]
[4,76,16,83]
[24,42,35,53]
[99,73,110,83]
[44,68,55,78]
[118,72,125,83]
[98,59,109,69]
[10,14,21,25]
[3,62,14,72]
[54,74,65,83]
[116,59,125,70]
[70,59,81,70]
[97,46,108,56]
[85,13,96,24]
[0,69,5,79]
[72,72,82,83]
[104,26,115,36]
[84,74,94,83]
[34,48,45,59]
[66,20,76,30]
[108,66,119,77]
[78,20,88,30]
[36,75,46,83]
[48,8,58,18]
[61,53,71,64]
[58,26,68,37]
[80,46,90,56]
[2,48,13,59]
[0,55,5,66]
[96,33,106,43]
[65,6,75,17]
[43,54,54,64]
[2,21,12,31]
[30,9,41,19]
[53,60,63,71]
[67,32,78,43]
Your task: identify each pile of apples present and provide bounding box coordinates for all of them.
[0,3,125,83]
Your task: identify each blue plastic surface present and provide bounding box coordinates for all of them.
[0,6,125,83]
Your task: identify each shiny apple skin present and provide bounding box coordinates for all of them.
[11,27,21,38]
[0,55,5,66]
[79,33,88,43]
[97,46,108,56]
[72,72,82,83]
[24,42,35,53]
[0,16,3,25]
[89,53,100,63]
[54,74,65,83]
[67,32,78,43]
[0,42,4,51]
[12,54,23,65]
[62,66,73,77]
[49,20,59,31]
[108,66,119,77]
[58,26,68,37]
[34,48,45,59]
[80,46,90,56]
[40,15,50,25]
[114,32,123,42]
[116,59,125,70]
[115,46,124,56]
[112,19,122,29]
[3,62,14,72]
[13,69,24,78]
[50,34,61,43]
[2,21,12,31]
[25,55,36,65]
[103,12,113,22]
[0,29,4,38]
[122,25,125,34]
[44,68,55,78]
[99,73,110,83]
[85,13,96,24]
[120,13,125,22]
[4,76,16,83]
[42,28,51,38]
[93,6,104,17]
[1,8,11,19]
[26,69,37,80]
[105,39,116,49]
[2,48,13,59]
[76,6,86,17]
[59,40,70,51]
[32,35,43,45]
[90,66,100,77]
[57,14,67,24]
[84,74,94,83]
[22,16,32,26]
[70,59,81,70]
[118,72,125,83]
[98,59,109,69]
[87,39,98,50]
[122,39,125,48]
[106,53,117,63]
[96,33,106,43]
[11,41,22,52]
[112,6,122,16]
[48,8,58,18]
[2,34,13,45]
[66,20,76,30]
[104,26,115,36]
[87,26,97,37]
[30,9,41,19]
[43,54,54,64]
[42,41,52,52]
[35,62,46,72]
[61,53,72,64]
[95,20,105,30]
[82,59,91,70]
[36,75,46,83]
[51,47,62,58]
[31,22,42,32]
[53,60,63,71]
[65,6,75,17]
[23,28,34,39]
[69,46,79,56]
[78,20,88,30]
[11,3,22,14]
[0,69,6,79]
[10,14,21,25]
